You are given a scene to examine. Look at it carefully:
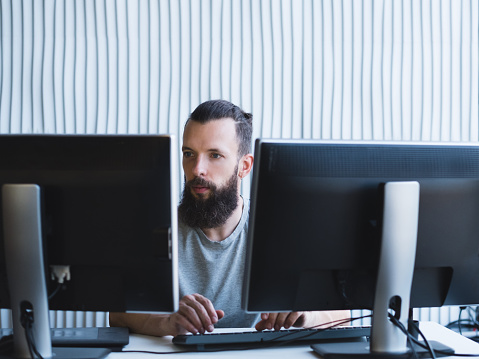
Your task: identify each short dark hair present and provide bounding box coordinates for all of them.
[186,100,253,157]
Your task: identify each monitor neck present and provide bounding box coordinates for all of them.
[2,184,52,358]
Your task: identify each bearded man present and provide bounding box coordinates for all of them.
[109,100,349,336]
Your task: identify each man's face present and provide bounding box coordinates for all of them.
[179,118,241,228]
[181,118,241,198]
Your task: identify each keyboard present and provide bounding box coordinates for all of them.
[0,327,129,350]
[172,325,371,349]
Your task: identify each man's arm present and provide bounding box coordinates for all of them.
[255,310,351,331]
[109,312,171,337]
[109,293,224,337]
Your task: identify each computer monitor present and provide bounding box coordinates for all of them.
[0,135,179,358]
[243,139,479,357]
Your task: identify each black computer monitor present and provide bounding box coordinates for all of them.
[0,135,179,358]
[243,139,479,357]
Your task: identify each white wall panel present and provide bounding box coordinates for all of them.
[0,0,477,328]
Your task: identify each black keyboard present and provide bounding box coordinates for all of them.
[172,325,371,349]
[0,327,129,349]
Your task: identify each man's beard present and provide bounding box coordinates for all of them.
[178,169,239,229]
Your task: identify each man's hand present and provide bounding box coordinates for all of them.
[109,293,224,337]
[255,310,351,331]
[255,312,307,331]
[166,293,224,336]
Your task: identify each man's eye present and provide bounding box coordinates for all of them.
[211,153,221,159]
[183,152,193,158]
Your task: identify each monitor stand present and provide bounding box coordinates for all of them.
[312,182,450,359]
[2,184,110,359]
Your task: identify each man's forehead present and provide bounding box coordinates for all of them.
[183,118,239,152]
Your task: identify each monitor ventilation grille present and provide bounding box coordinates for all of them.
[266,144,479,178]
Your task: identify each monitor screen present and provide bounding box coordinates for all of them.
[0,135,179,357]
[243,140,479,313]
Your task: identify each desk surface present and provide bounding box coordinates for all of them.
[107,322,479,358]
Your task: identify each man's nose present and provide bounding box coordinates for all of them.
[192,156,207,177]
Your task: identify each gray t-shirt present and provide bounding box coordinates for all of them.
[177,199,260,328]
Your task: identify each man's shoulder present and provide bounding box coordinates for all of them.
[177,218,198,242]
[178,218,194,232]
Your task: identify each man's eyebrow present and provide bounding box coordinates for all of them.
[182,146,226,153]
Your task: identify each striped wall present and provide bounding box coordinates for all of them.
[0,0,478,328]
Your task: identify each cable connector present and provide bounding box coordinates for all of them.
[50,265,71,284]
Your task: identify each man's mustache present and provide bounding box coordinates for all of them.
[186,177,216,190]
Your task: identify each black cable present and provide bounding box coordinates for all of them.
[267,314,372,347]
[458,307,466,334]
[389,316,431,359]
[122,314,374,354]
[232,314,370,348]
[466,307,479,328]
[407,319,437,359]
[402,320,419,359]
[446,306,479,342]
[124,312,479,356]
[390,315,479,358]
[310,314,372,330]
[20,306,45,359]
[23,322,36,359]
[48,283,63,301]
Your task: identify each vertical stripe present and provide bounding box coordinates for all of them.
[208,0,212,100]
[73,1,77,133]
[83,0,86,134]
[380,0,385,140]
[61,1,66,133]
[139,0,142,134]
[269,0,275,138]
[352,0,356,140]
[157,0,162,134]
[400,0,404,139]
[103,0,109,133]
[249,0,253,117]
[188,0,193,116]
[19,0,24,132]
[360,0,365,139]
[301,0,305,138]
[460,0,463,140]
[258,0,265,138]
[340,0,344,139]
[448,0,452,140]
[166,0,172,134]
[370,0,374,140]
[311,0,316,138]
[229,0,233,100]
[390,2,394,139]
[239,0,244,108]
[125,0,129,133]
[219,0,223,98]
[0,0,3,122]
[420,0,424,140]
[469,0,472,140]
[410,0,414,140]
[439,0,443,140]
[177,0,182,136]
[321,0,324,139]
[330,0,335,139]
[429,0,434,140]
[52,0,58,133]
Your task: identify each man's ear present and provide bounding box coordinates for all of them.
[238,154,254,179]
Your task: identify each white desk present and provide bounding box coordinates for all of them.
[106,322,479,358]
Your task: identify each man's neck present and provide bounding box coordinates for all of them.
[201,196,244,242]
